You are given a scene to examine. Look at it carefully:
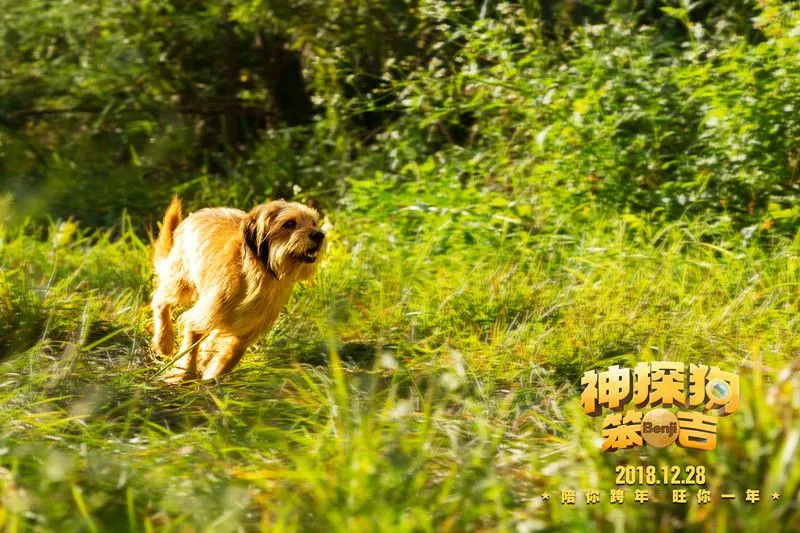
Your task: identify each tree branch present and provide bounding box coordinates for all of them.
[7,102,269,120]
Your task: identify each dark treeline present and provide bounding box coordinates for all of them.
[1,1,798,233]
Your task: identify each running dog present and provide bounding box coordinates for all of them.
[150,197,324,382]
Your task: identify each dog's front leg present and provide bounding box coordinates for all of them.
[199,334,252,380]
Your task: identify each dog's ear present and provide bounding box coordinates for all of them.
[243,215,266,258]
[243,201,284,279]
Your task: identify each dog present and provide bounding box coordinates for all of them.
[150,197,324,382]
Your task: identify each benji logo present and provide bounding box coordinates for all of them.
[642,420,678,436]
[580,362,739,452]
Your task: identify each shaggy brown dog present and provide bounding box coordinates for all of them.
[150,197,324,382]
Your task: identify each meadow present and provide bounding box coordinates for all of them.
[2,0,800,531]
[2,209,798,531]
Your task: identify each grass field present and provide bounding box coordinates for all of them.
[4,0,800,530]
[1,206,798,531]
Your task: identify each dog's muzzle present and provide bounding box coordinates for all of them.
[299,231,325,263]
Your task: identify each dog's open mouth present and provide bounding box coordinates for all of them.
[298,245,321,263]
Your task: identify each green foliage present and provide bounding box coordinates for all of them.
[0,0,427,221]
[4,0,800,231]
[357,0,800,231]
[3,0,800,530]
[2,213,800,530]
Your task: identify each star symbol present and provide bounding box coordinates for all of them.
[771,492,781,501]
[541,492,550,502]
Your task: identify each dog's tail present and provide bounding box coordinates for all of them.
[154,196,182,265]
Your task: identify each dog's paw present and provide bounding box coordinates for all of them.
[162,368,188,384]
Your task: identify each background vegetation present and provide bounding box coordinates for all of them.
[1,0,799,530]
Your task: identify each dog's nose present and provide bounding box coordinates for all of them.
[310,231,325,244]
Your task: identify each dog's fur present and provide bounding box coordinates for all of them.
[150,197,324,382]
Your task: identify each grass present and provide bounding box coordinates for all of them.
[1,208,799,531]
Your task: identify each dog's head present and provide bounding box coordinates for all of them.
[242,200,325,281]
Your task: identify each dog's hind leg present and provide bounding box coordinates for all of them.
[151,271,189,357]
[163,292,225,382]
[162,326,199,383]
[150,281,177,358]
[151,297,174,357]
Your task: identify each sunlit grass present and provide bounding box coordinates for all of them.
[1,212,799,531]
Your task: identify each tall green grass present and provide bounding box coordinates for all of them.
[1,210,798,531]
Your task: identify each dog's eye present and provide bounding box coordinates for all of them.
[282,220,296,229]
